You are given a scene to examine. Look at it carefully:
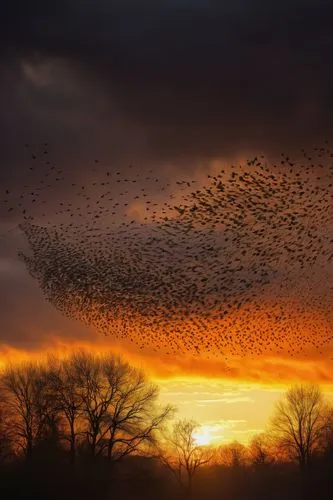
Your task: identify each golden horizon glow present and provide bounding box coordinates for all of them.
[1,339,333,445]
[2,336,333,385]
[194,426,219,446]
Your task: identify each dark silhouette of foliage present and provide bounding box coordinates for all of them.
[0,367,333,500]
[159,419,212,497]
[0,352,173,463]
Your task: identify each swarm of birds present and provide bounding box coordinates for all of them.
[1,143,333,358]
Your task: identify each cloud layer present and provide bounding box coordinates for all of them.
[2,1,333,166]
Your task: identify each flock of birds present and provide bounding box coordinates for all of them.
[1,143,333,360]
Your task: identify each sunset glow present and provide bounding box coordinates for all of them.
[193,428,213,446]
[1,2,333,499]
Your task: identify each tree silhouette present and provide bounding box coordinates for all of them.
[270,383,329,497]
[160,419,212,497]
[218,440,248,468]
[0,353,173,464]
[1,362,54,459]
[0,404,12,464]
[46,355,84,463]
[249,433,275,468]
[1,373,333,500]
[72,352,173,460]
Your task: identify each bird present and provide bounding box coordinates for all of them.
[2,142,331,365]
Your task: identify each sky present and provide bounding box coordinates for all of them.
[1,1,333,444]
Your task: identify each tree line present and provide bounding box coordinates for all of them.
[0,352,173,463]
[0,352,333,500]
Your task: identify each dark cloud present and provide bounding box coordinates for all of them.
[0,255,92,348]
[1,1,333,165]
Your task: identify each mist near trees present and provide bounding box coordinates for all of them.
[0,354,333,500]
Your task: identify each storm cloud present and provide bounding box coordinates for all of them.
[1,0,333,165]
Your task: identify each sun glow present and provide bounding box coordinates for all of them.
[193,427,213,446]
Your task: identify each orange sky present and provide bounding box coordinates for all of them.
[1,326,333,445]
[0,139,332,451]
[1,158,332,445]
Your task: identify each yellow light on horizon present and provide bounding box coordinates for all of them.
[193,427,213,446]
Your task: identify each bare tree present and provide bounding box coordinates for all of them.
[46,355,83,463]
[0,352,172,464]
[101,356,173,461]
[160,419,212,497]
[218,440,248,468]
[317,406,333,457]
[249,433,275,468]
[71,352,112,457]
[70,352,173,460]
[0,403,13,464]
[270,384,328,476]
[0,363,51,458]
